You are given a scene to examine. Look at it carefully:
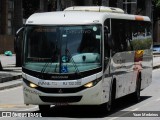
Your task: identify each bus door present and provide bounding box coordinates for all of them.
[108,19,136,98]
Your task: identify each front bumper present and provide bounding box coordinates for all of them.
[23,80,104,105]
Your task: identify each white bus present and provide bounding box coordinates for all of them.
[19,6,152,112]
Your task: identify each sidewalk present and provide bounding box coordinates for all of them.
[0,54,22,89]
[0,54,160,90]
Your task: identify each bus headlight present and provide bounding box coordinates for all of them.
[29,83,38,88]
[84,82,93,88]
[84,77,101,88]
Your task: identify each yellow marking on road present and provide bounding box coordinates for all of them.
[0,104,16,108]
[0,104,33,108]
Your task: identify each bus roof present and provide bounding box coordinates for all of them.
[26,11,151,25]
[64,6,125,13]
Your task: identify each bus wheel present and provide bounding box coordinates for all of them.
[102,81,116,112]
[133,77,141,102]
[106,89,113,111]
[39,105,50,112]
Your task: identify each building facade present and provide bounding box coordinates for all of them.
[0,0,153,36]
[0,0,14,35]
[0,0,15,54]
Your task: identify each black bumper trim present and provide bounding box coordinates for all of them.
[39,96,82,103]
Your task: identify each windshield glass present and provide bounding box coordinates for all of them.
[23,25,102,74]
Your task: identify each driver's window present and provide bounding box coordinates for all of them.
[104,19,110,58]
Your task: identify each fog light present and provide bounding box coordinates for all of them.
[29,83,38,88]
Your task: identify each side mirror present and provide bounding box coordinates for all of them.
[14,27,24,67]
[14,27,24,52]
[104,57,109,64]
[15,27,24,37]
[104,26,109,34]
[104,26,114,49]
[108,34,115,49]
[104,56,110,71]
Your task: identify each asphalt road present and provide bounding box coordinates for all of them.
[0,68,160,120]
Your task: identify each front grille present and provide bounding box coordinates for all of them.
[36,86,86,94]
[39,96,82,103]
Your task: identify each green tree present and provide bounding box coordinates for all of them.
[153,0,160,21]
[154,0,160,7]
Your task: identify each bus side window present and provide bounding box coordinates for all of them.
[110,19,134,53]
[104,19,111,57]
[111,19,127,52]
[130,21,152,50]
[125,21,133,51]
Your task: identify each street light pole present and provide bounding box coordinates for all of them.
[123,0,137,14]
[57,0,61,11]
[125,0,127,13]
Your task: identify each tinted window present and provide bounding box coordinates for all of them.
[110,19,152,52]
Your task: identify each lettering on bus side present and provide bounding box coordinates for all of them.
[117,59,125,64]
[24,87,41,96]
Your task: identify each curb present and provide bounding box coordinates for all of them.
[0,79,22,91]
[153,65,160,70]
[0,74,22,83]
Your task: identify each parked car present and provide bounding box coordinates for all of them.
[153,45,160,54]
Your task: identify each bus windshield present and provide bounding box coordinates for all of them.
[23,25,102,74]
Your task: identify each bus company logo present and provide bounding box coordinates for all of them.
[58,89,63,93]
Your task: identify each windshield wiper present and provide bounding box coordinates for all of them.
[60,28,81,76]
[65,48,81,76]
[40,59,52,74]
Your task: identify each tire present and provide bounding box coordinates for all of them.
[106,88,113,111]
[132,77,141,102]
[101,80,116,112]
[39,105,50,112]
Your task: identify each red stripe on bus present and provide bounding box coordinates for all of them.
[135,16,144,21]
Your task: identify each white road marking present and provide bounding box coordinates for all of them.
[131,108,139,111]
[18,106,38,111]
[108,117,119,120]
